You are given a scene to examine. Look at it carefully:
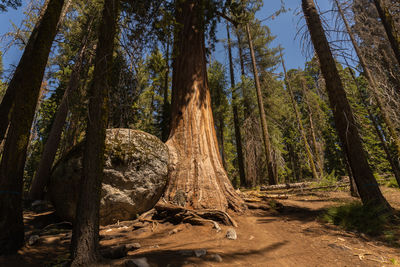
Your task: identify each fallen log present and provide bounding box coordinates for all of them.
[260,182,313,191]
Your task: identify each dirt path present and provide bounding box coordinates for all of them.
[1,188,399,266]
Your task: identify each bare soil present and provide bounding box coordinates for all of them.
[1,187,400,267]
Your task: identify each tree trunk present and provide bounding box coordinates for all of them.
[0,0,69,143]
[373,0,400,67]
[70,1,119,266]
[227,23,246,187]
[0,0,64,255]
[245,23,277,185]
[162,0,244,212]
[280,53,319,181]
[346,66,400,186]
[335,0,400,164]
[161,39,171,142]
[302,0,391,210]
[28,18,94,201]
[301,79,324,175]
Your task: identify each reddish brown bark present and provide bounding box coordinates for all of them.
[163,0,244,212]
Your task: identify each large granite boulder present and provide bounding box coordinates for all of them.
[48,128,169,225]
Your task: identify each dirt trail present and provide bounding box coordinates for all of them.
[1,188,399,266]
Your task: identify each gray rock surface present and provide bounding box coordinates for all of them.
[226,228,237,240]
[48,129,169,225]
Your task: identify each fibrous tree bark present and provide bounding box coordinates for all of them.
[227,23,246,188]
[302,0,391,209]
[70,0,119,265]
[372,0,400,67]
[0,0,64,255]
[245,23,277,185]
[280,53,319,181]
[162,0,244,212]
[28,17,94,201]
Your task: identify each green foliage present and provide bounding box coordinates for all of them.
[323,202,390,236]
[386,178,399,188]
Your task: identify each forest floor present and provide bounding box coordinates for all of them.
[1,186,400,267]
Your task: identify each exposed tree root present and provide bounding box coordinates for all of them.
[153,202,238,227]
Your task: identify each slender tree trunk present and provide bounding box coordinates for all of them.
[302,0,390,209]
[281,53,319,181]
[301,80,324,175]
[161,40,171,142]
[235,27,251,117]
[162,0,244,212]
[0,0,64,255]
[335,0,400,163]
[70,1,119,265]
[372,0,400,67]
[0,0,69,143]
[245,23,277,185]
[347,66,400,185]
[227,23,246,187]
[28,19,94,201]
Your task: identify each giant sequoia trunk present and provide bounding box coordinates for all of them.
[302,0,391,209]
[373,0,400,67]
[70,1,119,265]
[28,18,94,201]
[163,0,244,212]
[0,0,64,255]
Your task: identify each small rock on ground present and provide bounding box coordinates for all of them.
[28,235,40,246]
[226,228,237,240]
[125,257,150,267]
[194,249,207,257]
[210,254,223,262]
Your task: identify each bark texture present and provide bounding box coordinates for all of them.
[245,23,277,185]
[163,0,244,212]
[302,0,390,209]
[0,0,64,255]
[70,1,119,265]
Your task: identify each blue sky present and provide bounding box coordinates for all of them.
[0,1,333,76]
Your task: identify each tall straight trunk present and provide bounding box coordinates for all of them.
[162,0,244,212]
[280,54,319,180]
[161,40,171,142]
[372,0,400,67]
[70,1,119,265]
[218,118,226,168]
[0,0,65,255]
[302,0,390,209]
[235,27,251,117]
[28,19,94,201]
[227,23,246,187]
[301,80,324,175]
[347,66,400,185]
[335,0,400,163]
[0,0,69,143]
[245,23,277,185]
